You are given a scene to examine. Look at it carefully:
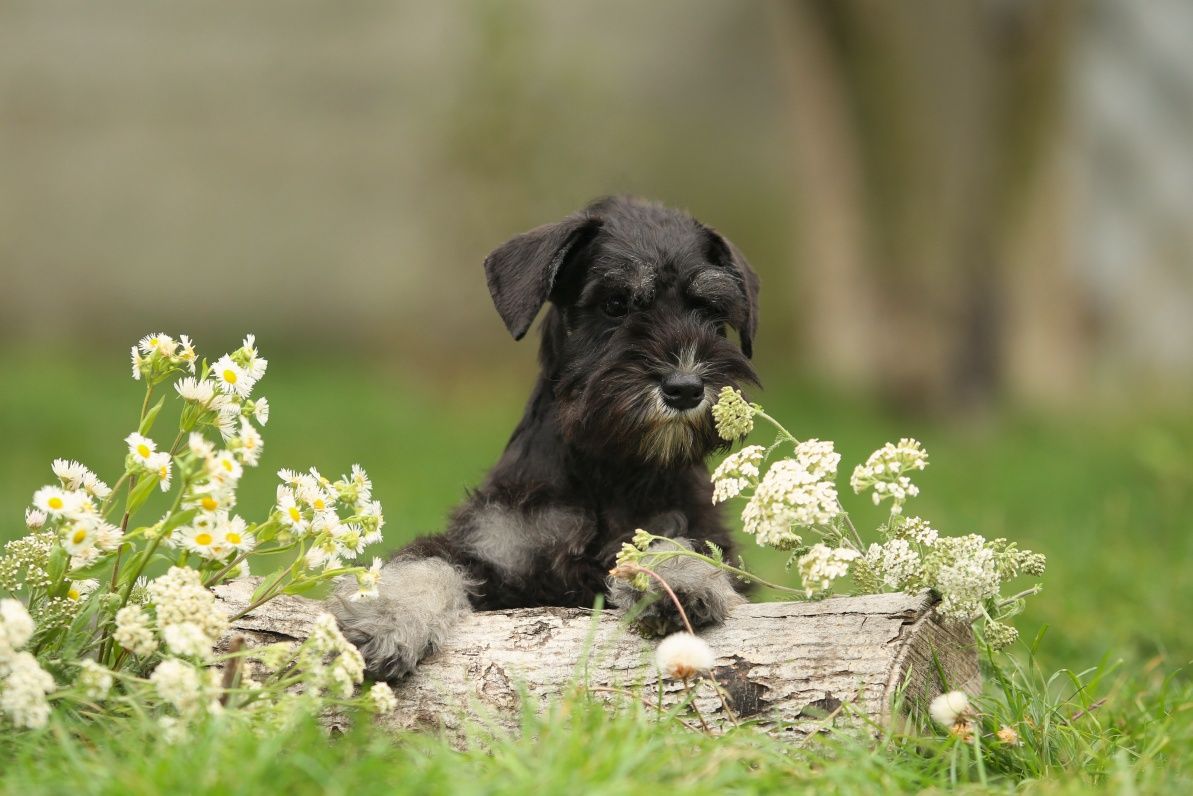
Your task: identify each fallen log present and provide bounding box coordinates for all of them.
[213,578,980,741]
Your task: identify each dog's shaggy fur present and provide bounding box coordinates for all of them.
[331,196,761,680]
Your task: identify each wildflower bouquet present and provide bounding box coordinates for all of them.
[0,333,395,733]
[617,388,1046,652]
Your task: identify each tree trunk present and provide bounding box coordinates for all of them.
[214,579,980,742]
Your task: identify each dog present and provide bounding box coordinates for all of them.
[331,196,761,680]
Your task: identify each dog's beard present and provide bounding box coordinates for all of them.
[557,379,723,467]
[636,386,716,465]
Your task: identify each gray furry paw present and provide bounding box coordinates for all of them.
[606,539,745,637]
[328,557,472,681]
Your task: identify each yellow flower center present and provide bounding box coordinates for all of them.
[48,496,64,510]
[137,444,151,458]
[201,496,218,511]
[68,588,80,600]
[159,466,169,479]
[226,532,242,544]
[245,438,256,449]
[222,459,234,472]
[195,532,213,546]
[313,499,325,510]
[72,528,87,544]
[223,369,238,384]
[288,507,302,522]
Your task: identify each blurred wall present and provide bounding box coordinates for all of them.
[2,0,1191,405]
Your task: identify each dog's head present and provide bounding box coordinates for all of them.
[484,196,760,466]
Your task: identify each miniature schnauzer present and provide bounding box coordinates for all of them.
[331,196,761,680]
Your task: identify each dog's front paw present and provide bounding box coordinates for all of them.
[607,539,745,637]
[330,599,428,680]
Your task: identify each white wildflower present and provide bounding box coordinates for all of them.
[32,485,84,517]
[51,459,90,490]
[240,334,268,381]
[175,376,216,406]
[66,579,99,602]
[0,652,55,729]
[150,658,204,716]
[76,660,113,701]
[894,516,939,546]
[932,534,1000,620]
[216,515,255,555]
[850,438,929,514]
[131,345,145,380]
[252,397,270,426]
[176,333,197,371]
[797,544,859,596]
[211,354,253,399]
[864,539,920,591]
[147,451,173,492]
[162,622,213,658]
[62,521,97,557]
[1,598,36,657]
[655,632,716,679]
[369,682,398,714]
[139,332,177,357]
[929,690,971,727]
[147,567,227,657]
[711,445,765,504]
[188,432,215,460]
[276,488,309,535]
[81,470,111,500]
[349,558,383,602]
[209,451,244,485]
[711,387,754,441]
[235,419,263,466]
[741,449,840,548]
[24,508,47,530]
[125,433,158,467]
[114,604,157,657]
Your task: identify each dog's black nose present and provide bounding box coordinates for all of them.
[660,373,705,411]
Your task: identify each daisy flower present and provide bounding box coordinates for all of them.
[217,516,255,554]
[139,333,177,357]
[131,346,145,380]
[276,489,309,534]
[66,579,99,602]
[148,451,173,492]
[24,508,47,529]
[211,354,253,398]
[209,451,243,485]
[236,419,263,466]
[93,522,124,551]
[179,525,221,559]
[188,432,215,460]
[51,459,90,490]
[33,485,84,516]
[62,522,97,556]
[177,334,198,372]
[252,397,269,425]
[125,433,158,466]
[189,487,233,514]
[81,471,112,500]
[175,376,216,406]
[240,334,268,380]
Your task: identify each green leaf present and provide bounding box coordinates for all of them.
[161,509,197,536]
[704,540,724,563]
[251,570,286,604]
[46,543,69,587]
[67,551,118,579]
[124,473,159,515]
[139,395,167,436]
[282,579,323,596]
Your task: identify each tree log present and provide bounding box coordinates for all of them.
[213,579,980,742]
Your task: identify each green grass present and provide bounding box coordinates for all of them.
[3,346,1192,793]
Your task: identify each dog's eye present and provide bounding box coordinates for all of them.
[602,297,629,318]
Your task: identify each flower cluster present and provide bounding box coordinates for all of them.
[0,333,393,734]
[738,440,841,548]
[796,543,859,596]
[711,387,755,441]
[633,391,1046,656]
[0,599,55,729]
[849,438,929,514]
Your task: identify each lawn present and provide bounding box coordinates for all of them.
[2,345,1191,793]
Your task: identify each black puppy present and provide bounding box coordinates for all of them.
[332,196,760,680]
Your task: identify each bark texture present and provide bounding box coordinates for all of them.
[214,579,980,742]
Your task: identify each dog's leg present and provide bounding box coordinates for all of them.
[607,537,745,637]
[330,556,472,680]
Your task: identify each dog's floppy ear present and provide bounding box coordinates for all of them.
[483,213,602,340]
[703,226,761,358]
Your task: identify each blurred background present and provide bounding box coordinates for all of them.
[2,1,1191,671]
